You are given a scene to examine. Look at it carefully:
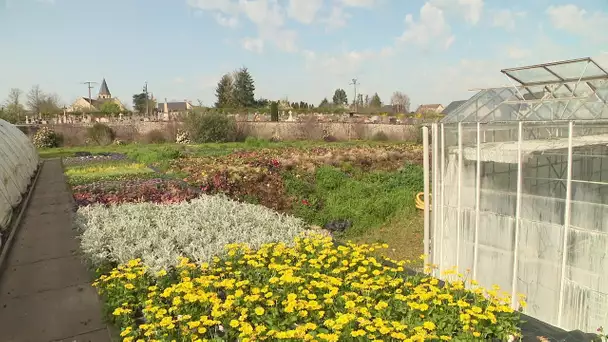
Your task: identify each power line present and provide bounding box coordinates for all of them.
[349,78,359,113]
[81,81,98,102]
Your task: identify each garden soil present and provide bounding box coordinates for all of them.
[0,159,110,342]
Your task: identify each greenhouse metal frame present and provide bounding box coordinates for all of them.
[422,57,608,333]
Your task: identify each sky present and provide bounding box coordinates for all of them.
[0,0,607,110]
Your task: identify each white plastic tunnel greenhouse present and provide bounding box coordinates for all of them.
[422,57,608,333]
[0,119,40,247]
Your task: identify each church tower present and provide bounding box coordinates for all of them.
[98,78,111,99]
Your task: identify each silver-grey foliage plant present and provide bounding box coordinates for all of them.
[75,194,307,272]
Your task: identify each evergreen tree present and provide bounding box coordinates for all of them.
[270,101,279,122]
[233,67,256,108]
[370,93,382,108]
[215,74,234,108]
[332,88,348,105]
[319,98,329,107]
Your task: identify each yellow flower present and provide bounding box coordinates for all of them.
[254,307,265,316]
[230,320,240,328]
[124,283,135,290]
[351,329,366,337]
[423,321,436,330]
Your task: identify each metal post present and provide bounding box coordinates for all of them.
[423,126,431,268]
[511,121,524,309]
[456,122,463,272]
[432,123,439,275]
[557,121,574,326]
[439,123,446,276]
[473,122,481,280]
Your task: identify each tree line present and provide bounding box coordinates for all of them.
[317,88,411,114]
[1,71,414,124]
[213,68,412,115]
[0,86,63,123]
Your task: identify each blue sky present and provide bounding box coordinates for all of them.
[1,0,607,110]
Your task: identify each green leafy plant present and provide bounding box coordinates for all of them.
[184,112,237,143]
[87,123,116,146]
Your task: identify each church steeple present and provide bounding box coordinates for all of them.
[98,78,111,99]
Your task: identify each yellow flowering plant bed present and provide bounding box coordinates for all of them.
[94,235,522,342]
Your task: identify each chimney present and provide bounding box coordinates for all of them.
[164,98,168,113]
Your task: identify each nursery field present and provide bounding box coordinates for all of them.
[55,142,525,341]
[60,142,424,261]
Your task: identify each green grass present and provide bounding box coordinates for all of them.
[282,163,424,262]
[39,140,416,160]
[283,163,423,235]
[64,161,156,185]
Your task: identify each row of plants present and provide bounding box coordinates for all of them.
[64,161,156,186]
[93,234,524,341]
[74,195,308,272]
[72,178,199,207]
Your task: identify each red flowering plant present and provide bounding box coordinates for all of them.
[72,178,199,207]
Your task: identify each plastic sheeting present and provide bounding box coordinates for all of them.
[0,120,39,232]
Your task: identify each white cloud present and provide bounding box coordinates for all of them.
[491,9,526,31]
[546,4,608,42]
[214,13,239,28]
[173,77,185,84]
[323,5,351,30]
[186,0,239,14]
[429,0,484,25]
[336,0,377,8]
[287,0,323,24]
[188,0,298,53]
[242,37,264,53]
[399,2,455,50]
[506,46,530,60]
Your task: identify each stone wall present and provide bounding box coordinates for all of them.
[19,121,421,145]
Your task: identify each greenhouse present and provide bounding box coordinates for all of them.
[0,120,40,248]
[425,57,608,333]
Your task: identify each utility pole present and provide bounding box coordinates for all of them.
[349,78,359,113]
[143,82,149,117]
[81,81,98,102]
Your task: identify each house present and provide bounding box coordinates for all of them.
[157,99,193,113]
[68,79,125,113]
[415,104,445,114]
[441,100,467,116]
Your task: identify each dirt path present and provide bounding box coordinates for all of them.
[0,159,110,342]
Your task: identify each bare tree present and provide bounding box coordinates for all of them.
[4,88,25,123]
[390,91,411,113]
[27,85,45,116]
[39,93,62,117]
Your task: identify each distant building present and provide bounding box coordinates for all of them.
[157,99,193,113]
[415,104,445,114]
[68,79,125,112]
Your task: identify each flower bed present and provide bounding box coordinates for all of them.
[72,178,199,206]
[65,162,155,185]
[94,235,522,341]
[74,195,307,272]
[167,145,422,214]
[63,152,128,166]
